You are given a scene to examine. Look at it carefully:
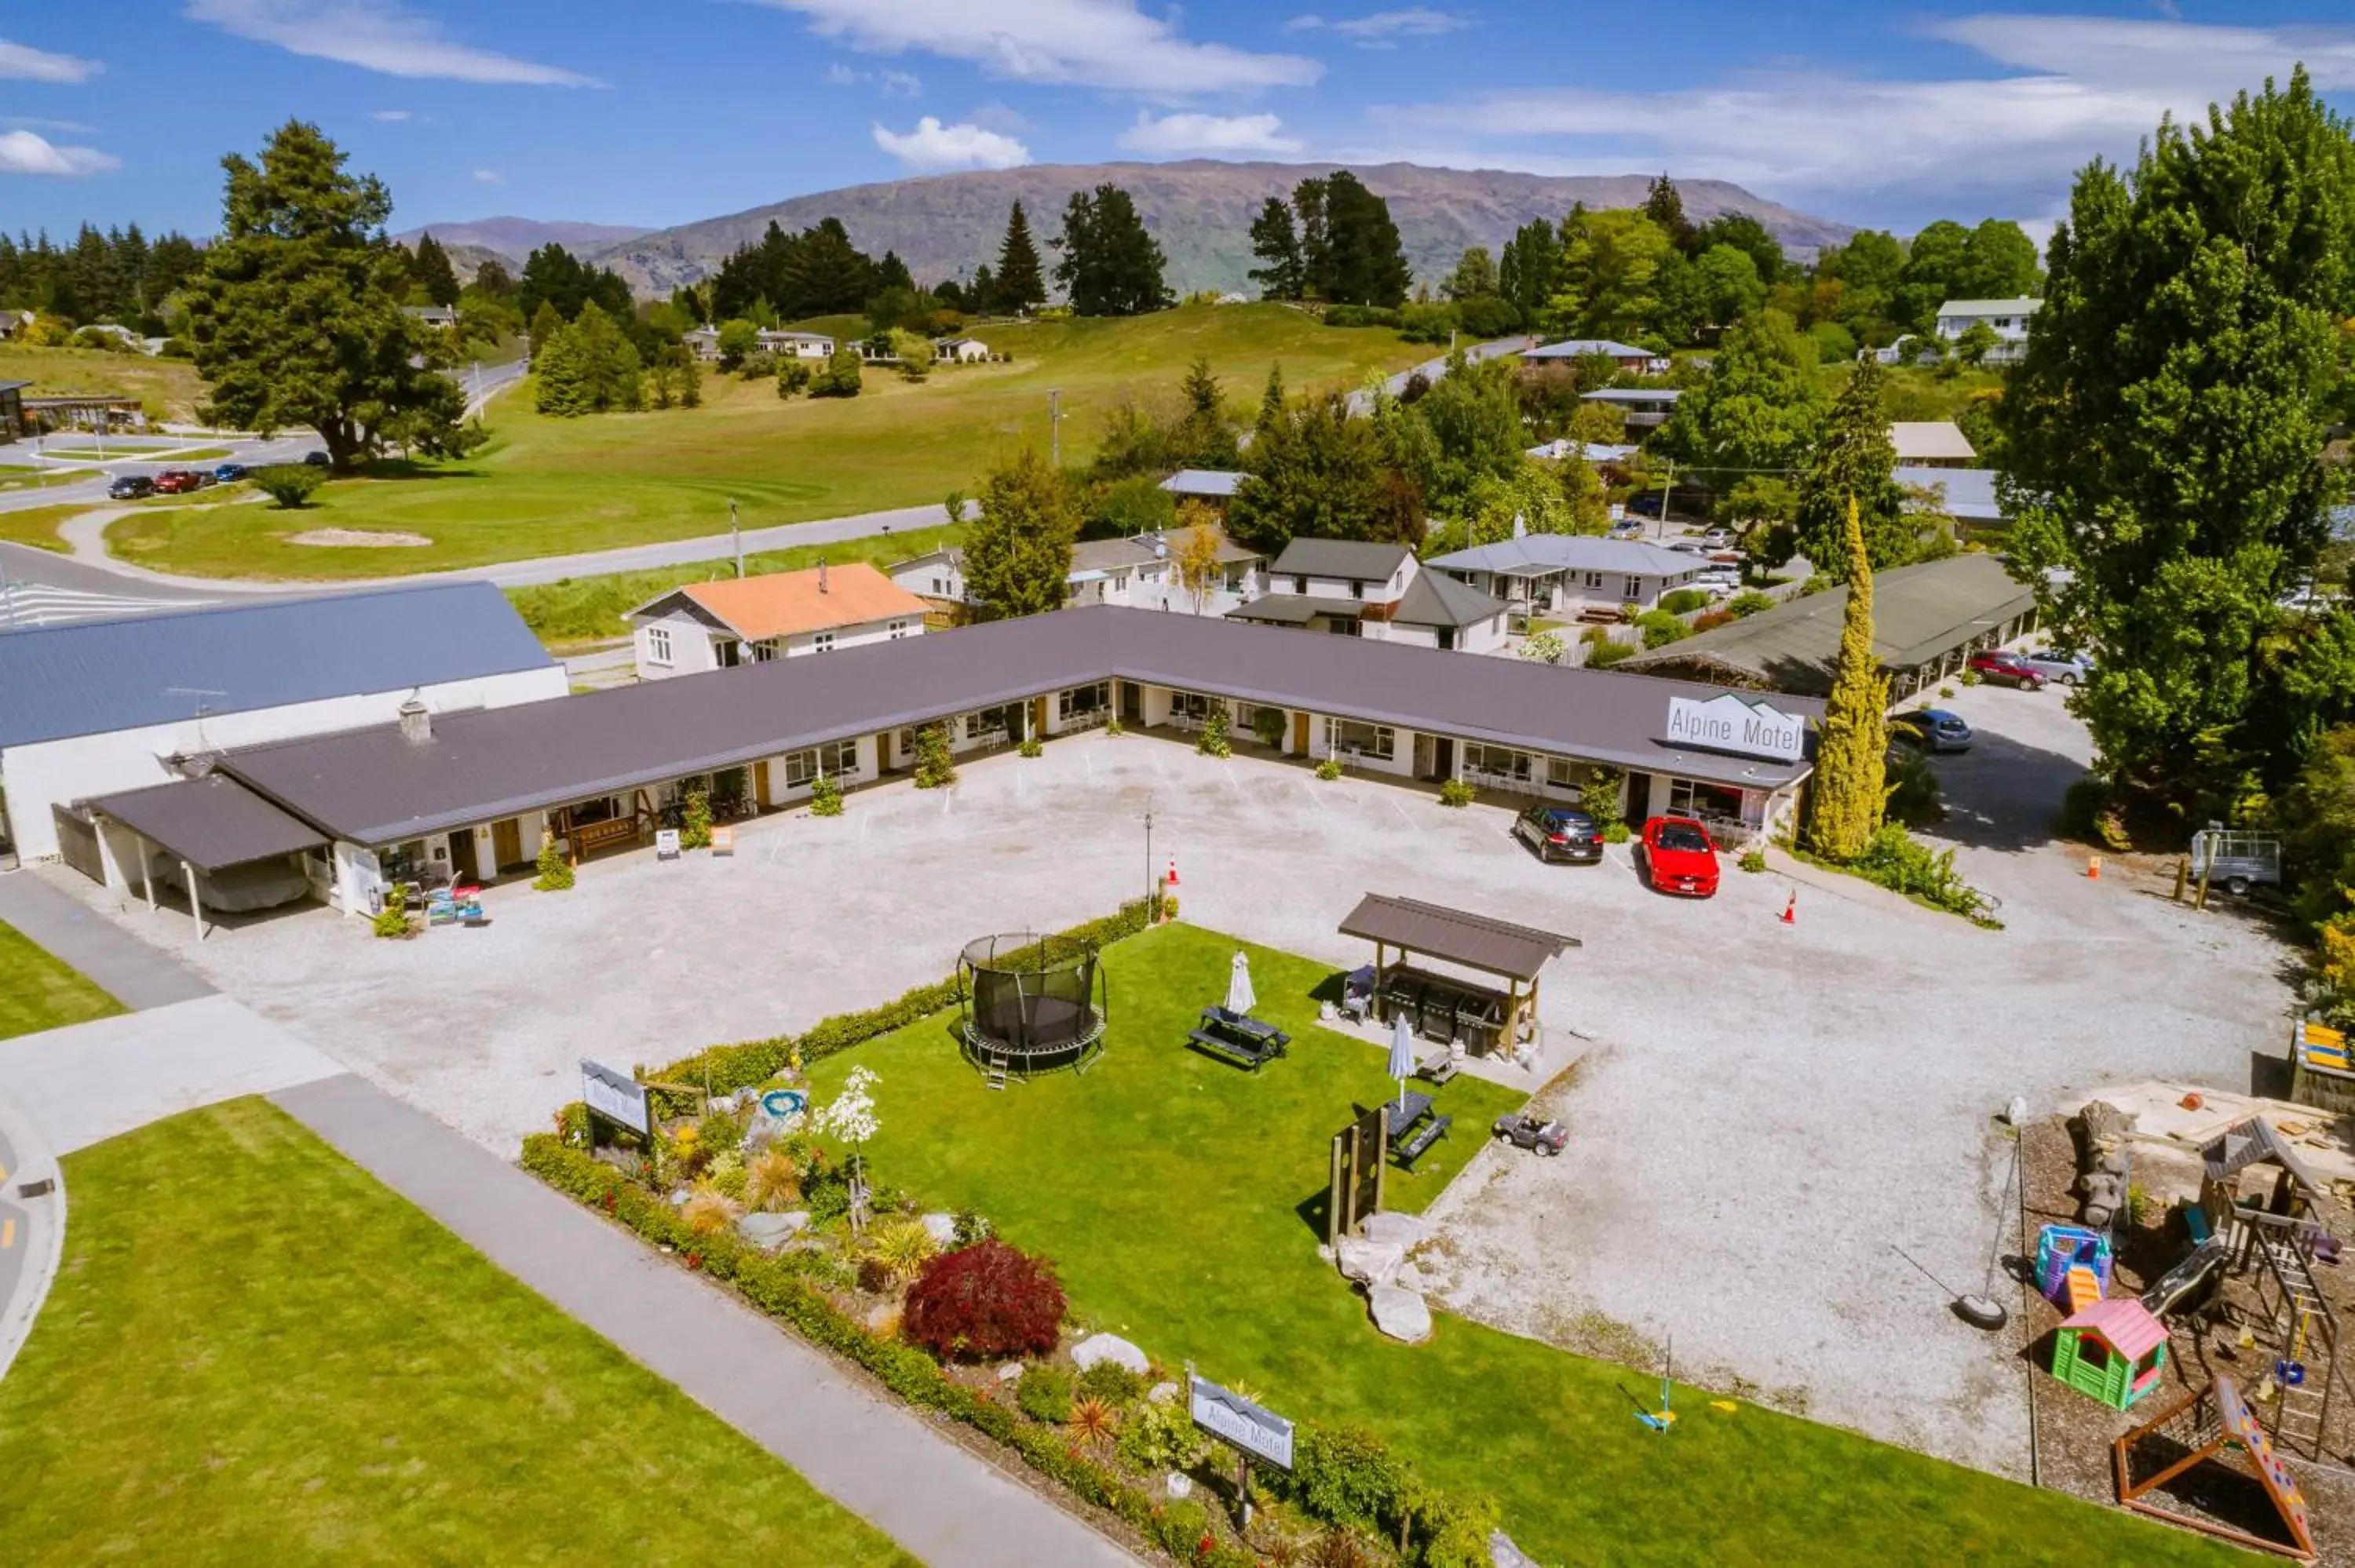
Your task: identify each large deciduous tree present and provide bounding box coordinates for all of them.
[1804,498,1888,859]
[964,446,1079,618]
[1791,357,1908,578]
[1656,307,1821,486]
[1053,184,1171,317]
[2001,69,2355,813]
[185,119,467,471]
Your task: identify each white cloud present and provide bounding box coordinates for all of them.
[824,61,862,86]
[1119,111,1302,155]
[0,129,120,177]
[0,38,103,82]
[472,166,503,184]
[1284,9,1472,48]
[4,115,99,134]
[872,115,1030,171]
[880,68,922,97]
[371,108,411,121]
[1369,15,2355,205]
[184,0,599,86]
[760,1,1320,93]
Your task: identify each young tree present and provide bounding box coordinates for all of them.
[1443,246,1500,302]
[888,327,933,380]
[991,200,1046,315]
[1052,184,1171,316]
[249,463,326,509]
[1952,319,2001,367]
[184,120,467,470]
[1499,218,1559,325]
[1792,357,1908,577]
[1247,195,1304,300]
[715,317,759,370]
[811,343,864,398]
[1171,500,1225,614]
[410,231,461,307]
[1803,498,1888,860]
[963,446,1078,618]
[1174,354,1236,469]
[528,299,564,363]
[533,318,589,415]
[570,302,642,412]
[2002,69,2355,811]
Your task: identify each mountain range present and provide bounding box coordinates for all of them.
[401,162,1853,301]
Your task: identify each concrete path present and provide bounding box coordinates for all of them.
[272,1072,1141,1568]
[0,1077,62,1383]
[0,871,213,1009]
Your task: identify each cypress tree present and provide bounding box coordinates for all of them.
[1803,497,1888,860]
[993,201,1046,315]
[1792,356,1908,578]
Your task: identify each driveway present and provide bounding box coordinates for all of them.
[40,708,2294,1479]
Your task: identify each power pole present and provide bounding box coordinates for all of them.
[1655,458,1675,541]
[730,498,743,578]
[1048,388,1063,467]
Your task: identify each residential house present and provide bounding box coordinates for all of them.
[0,308,37,340]
[1427,535,1708,621]
[889,547,970,618]
[1579,386,1681,431]
[1889,421,1976,469]
[894,523,1266,622]
[1525,438,1638,465]
[1159,469,1243,509]
[1232,538,1508,654]
[682,327,837,363]
[1894,466,2001,527]
[403,304,459,328]
[0,380,27,444]
[1934,297,2042,363]
[932,336,991,363]
[1522,338,1670,374]
[626,562,926,680]
[1066,537,1171,609]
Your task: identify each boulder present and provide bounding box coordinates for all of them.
[1368,1284,1433,1344]
[1490,1530,1540,1568]
[1393,1261,1430,1294]
[1336,1237,1405,1288]
[736,1210,809,1250]
[1360,1211,1429,1249]
[1147,1380,1180,1406]
[996,1362,1025,1383]
[1072,1333,1151,1376]
[1166,1472,1194,1500]
[922,1212,959,1245]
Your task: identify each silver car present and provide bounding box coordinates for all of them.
[2016,648,2093,685]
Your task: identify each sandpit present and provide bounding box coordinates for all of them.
[287,528,432,548]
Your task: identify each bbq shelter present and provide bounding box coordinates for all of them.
[86,773,327,938]
[1338,893,1578,1058]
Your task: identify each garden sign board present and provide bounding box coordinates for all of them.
[655,829,681,861]
[580,1059,651,1136]
[1190,1375,1294,1471]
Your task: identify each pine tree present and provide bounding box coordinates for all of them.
[1254,363,1286,439]
[964,446,1078,618]
[1803,497,1888,861]
[1051,184,1170,317]
[1643,173,1695,252]
[411,231,461,307]
[1793,356,1908,578]
[1247,196,1304,301]
[528,299,564,363]
[1313,171,1410,307]
[1174,355,1236,468]
[533,319,589,415]
[992,201,1046,315]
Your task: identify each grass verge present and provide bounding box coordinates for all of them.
[0,503,86,552]
[0,1098,916,1565]
[0,918,122,1037]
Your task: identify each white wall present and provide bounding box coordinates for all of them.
[3,665,567,863]
[781,614,921,657]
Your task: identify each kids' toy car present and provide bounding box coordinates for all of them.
[1492,1111,1568,1155]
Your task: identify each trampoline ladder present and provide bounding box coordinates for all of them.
[984,1052,1010,1092]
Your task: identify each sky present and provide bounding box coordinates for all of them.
[5,2,2355,243]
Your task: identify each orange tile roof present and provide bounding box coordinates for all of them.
[675,563,929,642]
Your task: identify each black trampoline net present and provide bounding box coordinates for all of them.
[962,933,1103,1056]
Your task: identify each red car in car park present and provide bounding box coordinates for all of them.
[1640,815,1721,898]
[152,469,202,494]
[1967,651,2047,690]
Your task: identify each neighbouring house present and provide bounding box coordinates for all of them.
[1525,438,1638,465]
[1231,538,1508,654]
[626,561,927,680]
[403,304,458,328]
[1934,297,2042,363]
[0,308,36,341]
[1522,338,1670,375]
[1066,536,1171,610]
[1427,535,1708,621]
[1619,552,2040,701]
[683,327,837,363]
[1889,421,1976,469]
[1895,466,2002,527]
[888,546,969,618]
[894,523,1266,622]
[0,380,27,444]
[1579,386,1681,431]
[932,336,991,363]
[1159,469,1243,509]
[0,582,565,880]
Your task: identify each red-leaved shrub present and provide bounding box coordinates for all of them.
[902,1238,1066,1361]
[1692,608,1736,632]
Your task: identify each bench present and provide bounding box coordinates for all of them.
[1415,1052,1461,1087]
[1187,1026,1279,1071]
[1392,1113,1453,1167]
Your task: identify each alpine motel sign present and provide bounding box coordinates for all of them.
[1661,693,1806,764]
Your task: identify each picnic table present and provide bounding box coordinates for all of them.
[1187,1005,1291,1071]
[1375,1090,1452,1167]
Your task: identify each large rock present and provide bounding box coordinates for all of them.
[1490,1530,1541,1567]
[1072,1333,1151,1376]
[1360,1211,1429,1249]
[1336,1237,1405,1288]
[1393,1261,1430,1294]
[736,1210,809,1249]
[1147,1380,1180,1406]
[1368,1284,1433,1344]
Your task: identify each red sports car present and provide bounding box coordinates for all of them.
[1967,650,2047,690]
[1641,815,1720,898]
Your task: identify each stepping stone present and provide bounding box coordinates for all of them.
[1368,1284,1432,1344]
[1490,1530,1541,1567]
[1360,1211,1429,1249]
[1072,1332,1150,1376]
[1335,1237,1404,1288]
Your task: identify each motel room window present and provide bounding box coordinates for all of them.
[1669,778,1745,821]
[1292,574,1308,594]
[645,625,674,665]
[812,631,835,654]
[1324,717,1395,760]
[783,741,860,787]
[1349,579,1364,600]
[1546,757,1586,789]
[1058,681,1109,721]
[1169,690,1220,723]
[1463,743,1531,782]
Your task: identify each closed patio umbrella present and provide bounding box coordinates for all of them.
[1225,951,1255,1017]
[1388,1012,1415,1109]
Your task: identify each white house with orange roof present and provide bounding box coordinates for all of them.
[623,561,928,682]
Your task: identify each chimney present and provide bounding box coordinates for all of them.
[398,698,433,746]
[818,559,829,594]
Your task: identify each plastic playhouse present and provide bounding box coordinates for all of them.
[2053,1296,2170,1410]
[2036,1224,2113,1313]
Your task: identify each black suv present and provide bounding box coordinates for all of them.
[1513,804,1604,864]
[106,474,155,500]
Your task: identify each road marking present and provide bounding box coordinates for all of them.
[1386,797,1422,837]
[2,1217,13,1250]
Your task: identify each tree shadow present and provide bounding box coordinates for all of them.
[1917,724,2092,855]
[352,458,486,482]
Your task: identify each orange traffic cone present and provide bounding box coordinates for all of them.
[1779,892,1796,926]
[1166,856,1181,887]
[2087,855,2101,881]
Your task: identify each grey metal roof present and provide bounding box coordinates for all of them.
[1580,388,1681,405]
[217,606,1823,846]
[1388,569,1505,629]
[0,582,553,749]
[1069,537,1162,574]
[1429,535,1698,578]
[1160,469,1243,498]
[1936,297,2041,317]
[1522,339,1653,360]
[1895,466,2001,522]
[1338,893,1579,981]
[1225,594,1356,625]
[1268,538,1413,581]
[86,773,325,871]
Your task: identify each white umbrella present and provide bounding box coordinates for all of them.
[1511,510,1527,539]
[1225,951,1255,1016]
[1387,1012,1416,1108]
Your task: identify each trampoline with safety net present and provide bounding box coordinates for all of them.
[958,932,1108,1078]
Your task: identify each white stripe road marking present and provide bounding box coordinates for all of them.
[0,582,217,629]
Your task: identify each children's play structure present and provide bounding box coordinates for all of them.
[2200,1117,2339,1459]
[2114,1374,2317,1562]
[2053,1296,2169,1410]
[2036,1224,2112,1314]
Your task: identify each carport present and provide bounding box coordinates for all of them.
[86,774,327,940]
[1338,893,1578,1058]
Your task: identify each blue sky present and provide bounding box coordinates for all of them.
[6,2,2355,242]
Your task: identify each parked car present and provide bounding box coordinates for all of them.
[1608,519,1644,540]
[1627,492,1665,518]
[152,469,201,494]
[214,461,248,483]
[1697,526,1735,549]
[1967,651,2047,690]
[1889,709,1974,753]
[105,474,155,500]
[1695,565,1740,589]
[1492,1111,1569,1156]
[1666,540,1708,556]
[1640,815,1720,898]
[301,450,330,467]
[1513,804,1604,865]
[2016,648,2093,685]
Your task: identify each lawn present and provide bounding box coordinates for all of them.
[0,345,208,421]
[507,518,966,647]
[807,922,2234,1566]
[0,503,85,552]
[0,918,122,1038]
[0,1097,915,1566]
[102,304,1427,582]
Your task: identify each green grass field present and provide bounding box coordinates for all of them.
[104,304,1425,582]
[0,503,85,552]
[507,519,966,647]
[806,923,2233,1566]
[0,1098,915,1566]
[0,345,207,421]
[0,919,122,1037]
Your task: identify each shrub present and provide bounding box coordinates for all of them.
[1659,587,1711,615]
[809,772,845,815]
[1848,823,1995,922]
[1291,1424,1410,1537]
[1739,846,1768,873]
[1323,304,1400,329]
[1602,820,1631,844]
[682,1187,741,1236]
[1959,668,1982,686]
[1397,301,1459,344]
[1585,639,1635,669]
[1315,757,1343,781]
[1251,706,1287,747]
[532,837,574,891]
[1692,608,1735,632]
[1104,716,1125,737]
[1077,1358,1145,1407]
[1068,1395,1120,1446]
[250,463,325,508]
[1017,735,1043,759]
[1116,1391,1209,1471]
[1017,1362,1075,1424]
[811,345,864,398]
[1727,589,1777,618]
[1197,706,1232,758]
[952,1209,994,1247]
[913,721,958,788]
[1437,778,1476,808]
[901,1238,1066,1361]
[372,883,415,939]
[866,1217,937,1285]
[744,1147,801,1210]
[706,1149,748,1202]
[1579,766,1625,830]
[776,359,812,398]
[1519,630,1566,665]
[2057,774,2130,851]
[1883,744,1947,827]
[681,789,714,849]
[1633,608,1690,649]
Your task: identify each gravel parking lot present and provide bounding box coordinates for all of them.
[46,685,2295,1478]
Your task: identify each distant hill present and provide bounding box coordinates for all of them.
[393,216,652,264]
[574,161,1856,299]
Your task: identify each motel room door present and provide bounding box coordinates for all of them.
[491,817,524,871]
[753,758,772,804]
[449,829,481,885]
